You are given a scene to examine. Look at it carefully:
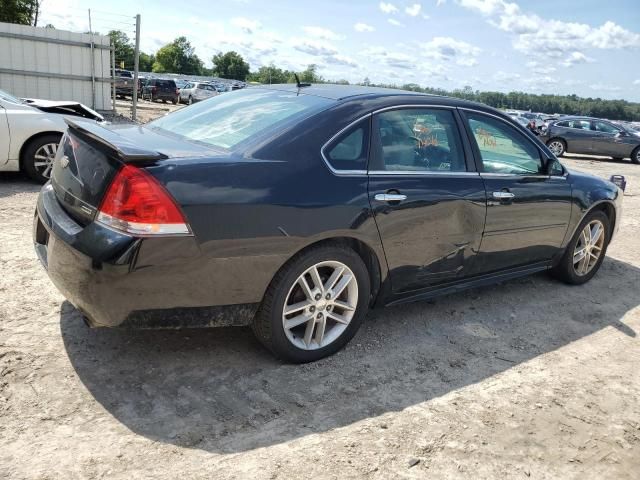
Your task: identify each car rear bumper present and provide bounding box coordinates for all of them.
[34,184,259,328]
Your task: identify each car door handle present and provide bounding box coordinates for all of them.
[374,193,407,202]
[492,191,515,200]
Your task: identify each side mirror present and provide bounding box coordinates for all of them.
[616,131,628,138]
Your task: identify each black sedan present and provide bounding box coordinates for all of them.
[34,85,622,362]
[543,116,640,163]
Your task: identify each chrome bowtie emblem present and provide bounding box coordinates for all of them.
[60,155,70,168]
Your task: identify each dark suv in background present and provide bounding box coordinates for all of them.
[141,79,179,104]
[542,116,640,163]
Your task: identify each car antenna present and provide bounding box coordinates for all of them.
[294,73,311,88]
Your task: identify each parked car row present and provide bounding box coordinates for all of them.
[541,116,640,163]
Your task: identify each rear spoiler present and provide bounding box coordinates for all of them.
[65,118,167,163]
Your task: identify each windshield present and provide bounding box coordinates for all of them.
[148,88,333,149]
[0,89,22,104]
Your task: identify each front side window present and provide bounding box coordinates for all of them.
[148,88,333,149]
[593,121,620,134]
[373,108,466,172]
[467,113,543,175]
[325,121,369,171]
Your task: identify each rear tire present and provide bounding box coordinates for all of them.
[252,245,370,363]
[188,96,193,105]
[22,134,62,184]
[550,210,610,285]
[546,138,566,157]
[632,146,640,164]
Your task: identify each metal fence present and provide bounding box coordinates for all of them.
[0,22,111,110]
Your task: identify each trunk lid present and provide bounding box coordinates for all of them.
[50,119,218,225]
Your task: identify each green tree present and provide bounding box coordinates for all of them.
[247,64,291,84]
[212,51,250,80]
[0,0,40,25]
[108,30,135,70]
[138,52,155,72]
[153,37,203,75]
[298,64,323,83]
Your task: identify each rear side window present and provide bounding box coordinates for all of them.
[373,108,466,172]
[568,120,591,130]
[148,89,333,149]
[324,120,369,171]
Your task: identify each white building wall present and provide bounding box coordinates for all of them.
[0,22,111,110]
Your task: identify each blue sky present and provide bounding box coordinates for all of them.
[41,0,640,101]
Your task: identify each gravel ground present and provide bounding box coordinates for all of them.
[1,151,639,479]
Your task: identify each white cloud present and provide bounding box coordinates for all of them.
[634,79,640,85]
[457,0,640,65]
[388,19,404,27]
[590,83,622,93]
[437,0,446,5]
[302,26,343,41]
[354,22,375,32]
[292,39,338,56]
[493,71,520,82]
[323,54,358,67]
[421,36,481,66]
[230,17,261,34]
[379,2,399,14]
[525,61,556,75]
[405,4,422,16]
[561,51,595,67]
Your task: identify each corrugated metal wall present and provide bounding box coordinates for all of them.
[0,22,111,110]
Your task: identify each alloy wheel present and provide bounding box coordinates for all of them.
[573,220,605,276]
[33,142,58,179]
[282,260,358,350]
[548,140,564,156]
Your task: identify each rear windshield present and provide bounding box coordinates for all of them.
[157,80,176,87]
[148,88,333,149]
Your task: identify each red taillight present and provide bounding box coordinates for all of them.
[97,165,191,236]
[175,88,179,94]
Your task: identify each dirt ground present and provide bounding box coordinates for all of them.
[1,145,639,478]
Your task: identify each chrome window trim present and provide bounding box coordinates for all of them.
[369,170,479,177]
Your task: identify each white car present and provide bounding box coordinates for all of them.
[0,89,103,183]
[178,82,219,104]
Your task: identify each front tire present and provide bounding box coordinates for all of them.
[551,210,610,285]
[546,138,566,157]
[632,146,640,164]
[252,245,371,363]
[22,134,62,184]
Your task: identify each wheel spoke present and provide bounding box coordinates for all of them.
[43,164,53,178]
[284,313,312,330]
[330,273,353,298]
[332,300,355,312]
[323,266,344,292]
[297,276,313,300]
[327,311,350,325]
[573,248,586,264]
[34,161,48,167]
[284,300,312,315]
[314,316,326,346]
[302,318,315,347]
[590,223,603,245]
[581,226,591,245]
[579,254,590,275]
[309,266,323,292]
[34,154,48,160]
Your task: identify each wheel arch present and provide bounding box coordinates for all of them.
[265,236,384,308]
[565,200,618,248]
[18,131,63,171]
